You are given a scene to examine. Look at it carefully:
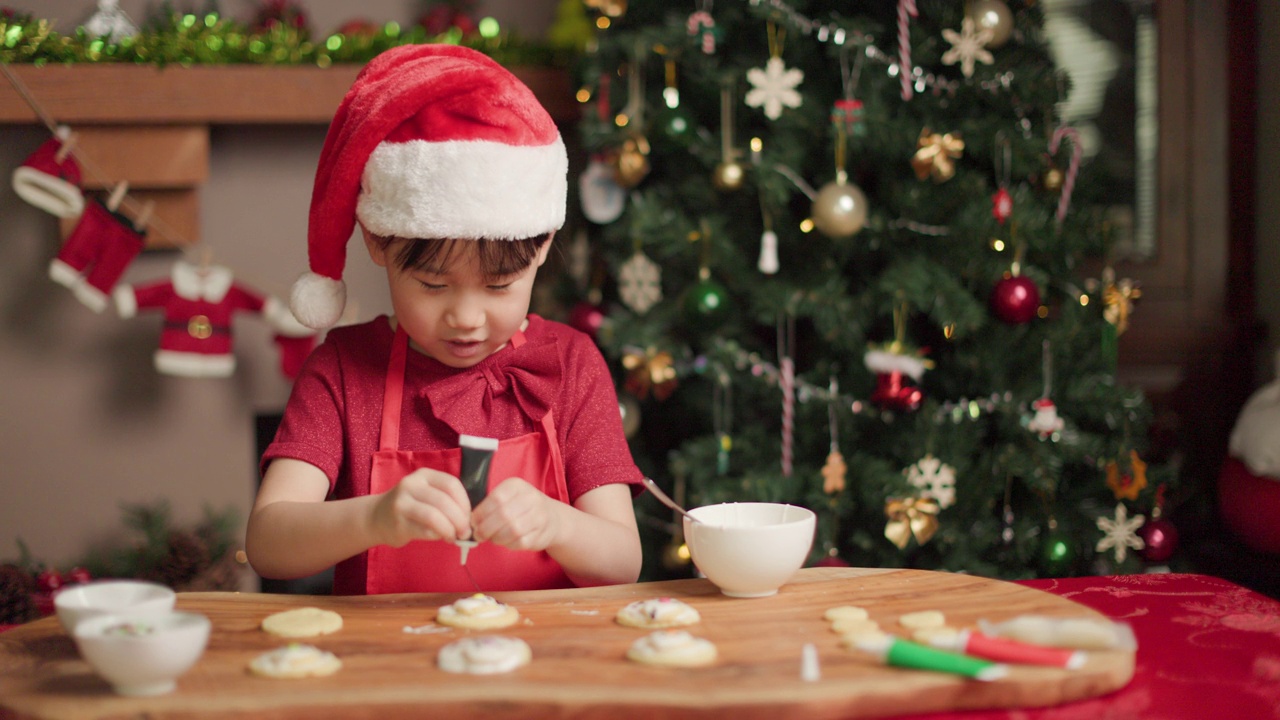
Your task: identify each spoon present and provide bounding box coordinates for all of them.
[642,477,702,525]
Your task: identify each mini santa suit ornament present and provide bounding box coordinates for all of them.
[48,194,145,313]
[267,301,318,380]
[114,260,284,378]
[1027,397,1065,438]
[12,127,85,218]
[289,44,568,330]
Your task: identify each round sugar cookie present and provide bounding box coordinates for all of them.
[615,597,701,628]
[248,643,342,678]
[438,636,532,675]
[897,610,946,630]
[912,626,962,644]
[626,630,717,668]
[261,607,343,638]
[830,617,881,635]
[436,593,520,630]
[823,605,870,623]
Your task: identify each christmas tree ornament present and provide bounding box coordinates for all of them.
[618,248,663,314]
[941,16,994,78]
[579,156,627,224]
[1095,503,1145,563]
[991,133,1012,224]
[884,497,941,549]
[12,127,84,218]
[686,1,719,54]
[1040,161,1064,192]
[713,87,746,191]
[1047,125,1082,224]
[1027,341,1065,438]
[622,347,678,401]
[683,273,731,326]
[656,54,697,144]
[585,0,627,19]
[757,219,780,274]
[822,377,847,494]
[834,44,868,138]
[992,187,1013,224]
[611,49,651,187]
[745,22,804,121]
[865,304,933,412]
[778,313,796,477]
[83,0,139,42]
[811,167,868,238]
[613,134,651,189]
[990,240,1040,324]
[905,455,957,510]
[252,0,311,36]
[48,184,147,314]
[1101,266,1142,336]
[712,371,733,475]
[619,392,642,439]
[1139,486,1178,563]
[897,0,919,100]
[912,128,965,182]
[418,0,479,37]
[1039,519,1078,576]
[967,0,1014,49]
[1105,450,1148,502]
[568,298,607,339]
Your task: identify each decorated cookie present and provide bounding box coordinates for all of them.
[436,593,520,630]
[823,605,870,623]
[438,635,532,675]
[261,607,343,638]
[897,610,947,631]
[830,617,882,636]
[626,629,718,668]
[615,597,702,629]
[248,643,342,678]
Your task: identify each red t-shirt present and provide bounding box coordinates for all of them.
[261,314,643,591]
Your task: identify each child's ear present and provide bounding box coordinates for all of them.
[362,225,389,268]
[535,231,555,268]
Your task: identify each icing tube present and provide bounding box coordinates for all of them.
[978,615,1137,651]
[929,630,1086,669]
[853,635,1008,681]
[456,435,498,566]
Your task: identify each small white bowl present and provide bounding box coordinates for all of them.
[55,580,176,633]
[72,611,211,696]
[683,502,816,598]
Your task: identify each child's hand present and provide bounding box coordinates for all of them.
[371,469,473,547]
[471,478,561,552]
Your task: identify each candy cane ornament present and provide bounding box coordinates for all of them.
[898,0,918,101]
[1048,125,1082,224]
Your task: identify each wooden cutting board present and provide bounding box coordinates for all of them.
[0,567,1133,720]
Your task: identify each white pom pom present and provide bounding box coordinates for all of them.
[289,272,346,330]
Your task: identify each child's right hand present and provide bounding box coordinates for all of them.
[371,469,473,547]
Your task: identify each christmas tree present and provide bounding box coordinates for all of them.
[567,0,1174,582]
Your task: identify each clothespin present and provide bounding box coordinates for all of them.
[54,132,78,164]
[133,199,155,231]
[106,181,128,212]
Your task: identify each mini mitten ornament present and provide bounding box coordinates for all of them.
[12,129,84,218]
[48,194,146,313]
[115,261,270,378]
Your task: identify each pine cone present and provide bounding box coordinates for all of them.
[178,550,245,592]
[146,531,211,589]
[0,563,38,625]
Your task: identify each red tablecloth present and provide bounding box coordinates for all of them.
[4,573,1278,718]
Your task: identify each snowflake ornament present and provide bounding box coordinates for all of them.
[618,251,663,314]
[941,16,994,78]
[1096,503,1146,563]
[904,455,957,510]
[745,57,804,120]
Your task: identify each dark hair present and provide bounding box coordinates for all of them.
[375,234,552,278]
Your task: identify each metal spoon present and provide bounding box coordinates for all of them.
[642,477,702,525]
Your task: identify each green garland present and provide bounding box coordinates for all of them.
[0,9,570,68]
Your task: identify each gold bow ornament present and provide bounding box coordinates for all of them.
[621,347,678,401]
[884,497,941,549]
[912,128,965,182]
[1102,273,1142,336]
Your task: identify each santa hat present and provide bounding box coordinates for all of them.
[12,127,85,218]
[290,44,568,329]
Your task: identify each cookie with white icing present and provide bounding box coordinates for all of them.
[897,610,946,630]
[248,643,342,678]
[438,635,532,675]
[615,597,701,629]
[625,630,718,668]
[436,593,520,630]
[261,607,343,638]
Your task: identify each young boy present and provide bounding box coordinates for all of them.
[245,44,644,595]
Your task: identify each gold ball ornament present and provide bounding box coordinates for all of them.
[712,160,746,191]
[811,179,868,238]
[968,0,1014,48]
[1042,163,1064,192]
[613,135,651,189]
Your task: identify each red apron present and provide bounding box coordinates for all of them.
[365,325,572,594]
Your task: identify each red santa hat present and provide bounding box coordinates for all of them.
[12,127,85,218]
[290,44,568,329]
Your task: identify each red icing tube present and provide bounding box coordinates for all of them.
[932,630,1086,669]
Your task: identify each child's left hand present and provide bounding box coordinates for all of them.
[470,478,562,552]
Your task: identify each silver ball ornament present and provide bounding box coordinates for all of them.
[969,0,1014,49]
[811,180,868,238]
[712,160,746,191]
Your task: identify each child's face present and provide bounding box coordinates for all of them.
[364,229,552,368]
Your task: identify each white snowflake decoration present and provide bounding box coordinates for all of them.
[905,455,956,510]
[618,251,663,314]
[1095,503,1145,563]
[941,17,994,78]
[745,57,804,120]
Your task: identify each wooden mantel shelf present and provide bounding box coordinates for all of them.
[0,63,578,125]
[0,63,577,246]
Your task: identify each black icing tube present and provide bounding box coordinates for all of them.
[459,435,499,507]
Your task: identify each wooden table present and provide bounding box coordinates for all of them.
[0,567,1134,720]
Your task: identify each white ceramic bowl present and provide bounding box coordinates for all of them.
[72,611,211,696]
[683,502,816,598]
[54,580,176,633]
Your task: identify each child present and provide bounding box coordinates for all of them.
[245,44,644,595]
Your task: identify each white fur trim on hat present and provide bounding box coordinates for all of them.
[864,349,928,381]
[358,137,568,241]
[290,271,346,331]
[1229,351,1280,478]
[13,165,85,218]
[155,350,236,378]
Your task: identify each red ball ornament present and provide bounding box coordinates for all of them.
[813,553,850,568]
[990,274,1041,324]
[1139,517,1179,563]
[66,566,92,585]
[36,569,63,594]
[569,302,607,339]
